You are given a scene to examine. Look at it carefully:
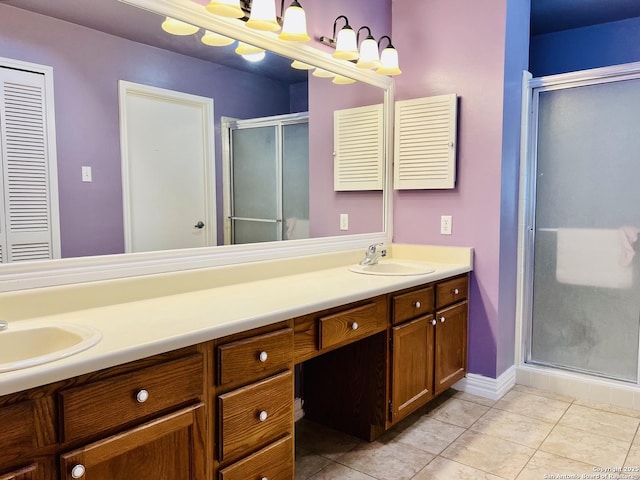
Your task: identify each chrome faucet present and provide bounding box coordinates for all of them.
[359,243,387,266]
[0,321,7,332]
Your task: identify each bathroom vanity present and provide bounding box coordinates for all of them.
[0,245,471,480]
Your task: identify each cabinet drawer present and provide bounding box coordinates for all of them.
[218,328,293,386]
[219,434,293,480]
[319,302,386,350]
[218,370,293,463]
[59,354,203,442]
[436,276,468,308]
[392,286,434,324]
[0,401,38,467]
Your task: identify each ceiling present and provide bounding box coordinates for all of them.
[531,0,640,35]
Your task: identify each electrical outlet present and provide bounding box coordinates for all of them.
[441,215,452,235]
[340,213,349,231]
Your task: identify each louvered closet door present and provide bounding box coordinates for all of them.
[0,68,52,262]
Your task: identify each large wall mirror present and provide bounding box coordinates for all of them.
[0,0,393,291]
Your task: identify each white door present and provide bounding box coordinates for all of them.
[119,81,215,253]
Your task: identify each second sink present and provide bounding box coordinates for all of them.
[0,323,102,373]
[348,260,435,276]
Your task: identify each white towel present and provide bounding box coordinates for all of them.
[556,228,633,289]
[285,218,310,240]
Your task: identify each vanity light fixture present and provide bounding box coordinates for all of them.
[376,36,402,76]
[311,67,336,78]
[291,59,313,70]
[356,26,381,69]
[201,30,235,46]
[246,0,280,31]
[161,17,200,35]
[235,42,266,61]
[319,16,359,61]
[278,1,310,42]
[205,0,245,18]
[332,75,356,85]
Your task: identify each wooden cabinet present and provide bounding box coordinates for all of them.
[389,274,469,424]
[59,404,205,480]
[214,323,294,479]
[0,346,206,480]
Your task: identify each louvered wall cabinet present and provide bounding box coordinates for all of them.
[394,93,458,190]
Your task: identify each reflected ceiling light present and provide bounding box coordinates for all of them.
[291,59,313,70]
[242,51,266,62]
[246,0,280,31]
[376,36,402,76]
[161,17,199,36]
[201,30,235,47]
[205,0,244,18]
[278,1,310,42]
[319,15,358,61]
[235,42,265,56]
[312,68,335,78]
[332,75,356,85]
[356,26,380,69]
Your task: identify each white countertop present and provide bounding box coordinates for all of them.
[0,244,472,396]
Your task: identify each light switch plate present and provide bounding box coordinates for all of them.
[81,166,92,183]
[340,213,349,231]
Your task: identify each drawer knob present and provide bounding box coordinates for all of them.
[258,410,268,422]
[71,464,85,479]
[259,351,268,362]
[453,288,460,295]
[440,317,446,323]
[136,389,149,403]
[351,322,359,330]
[414,301,421,308]
[430,319,437,326]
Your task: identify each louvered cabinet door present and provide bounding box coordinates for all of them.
[394,93,458,190]
[333,103,384,191]
[0,67,54,262]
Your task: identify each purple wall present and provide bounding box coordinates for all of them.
[392,0,528,378]
[0,5,294,257]
[530,16,640,77]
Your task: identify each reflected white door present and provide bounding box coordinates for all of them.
[119,81,215,253]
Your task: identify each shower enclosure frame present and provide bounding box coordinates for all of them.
[520,61,640,387]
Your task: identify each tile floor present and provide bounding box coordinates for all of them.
[295,385,640,479]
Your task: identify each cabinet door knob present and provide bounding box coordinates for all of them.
[414,301,421,308]
[71,464,85,479]
[351,322,359,330]
[136,389,149,403]
[453,288,460,295]
[430,319,437,326]
[440,317,446,323]
[258,351,268,362]
[258,410,268,422]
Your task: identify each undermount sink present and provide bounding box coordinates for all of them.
[0,323,102,373]
[348,260,435,276]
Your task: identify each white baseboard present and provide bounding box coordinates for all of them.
[453,366,517,401]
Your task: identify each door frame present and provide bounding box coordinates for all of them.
[119,81,216,252]
[0,56,61,260]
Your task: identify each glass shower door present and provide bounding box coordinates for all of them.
[528,77,640,382]
[230,125,280,244]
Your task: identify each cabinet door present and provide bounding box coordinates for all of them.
[435,301,468,395]
[391,316,434,423]
[0,464,38,480]
[60,404,205,480]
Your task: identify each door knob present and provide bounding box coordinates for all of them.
[194,221,205,229]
